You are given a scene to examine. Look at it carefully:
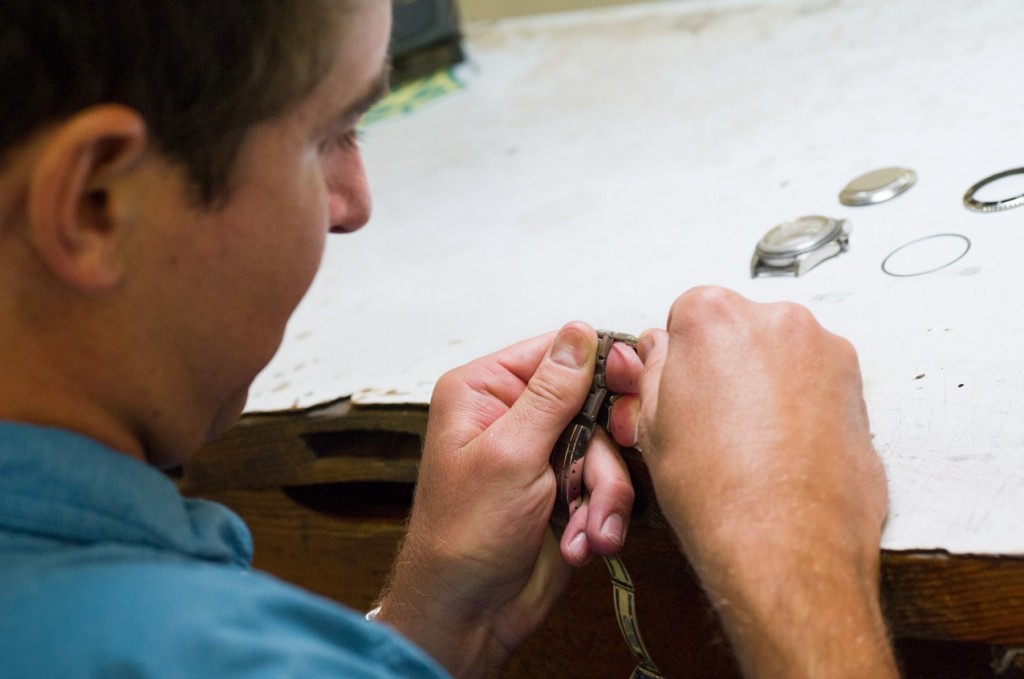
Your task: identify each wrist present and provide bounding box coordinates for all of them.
[698,537,896,679]
[375,597,508,679]
[375,556,512,679]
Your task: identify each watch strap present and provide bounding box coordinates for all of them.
[549,330,665,679]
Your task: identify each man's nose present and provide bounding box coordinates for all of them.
[328,157,372,234]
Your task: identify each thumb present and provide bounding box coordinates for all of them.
[491,322,597,467]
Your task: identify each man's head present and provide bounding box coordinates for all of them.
[2,0,361,205]
[0,0,391,466]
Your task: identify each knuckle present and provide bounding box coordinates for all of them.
[430,367,462,401]
[669,286,742,333]
[765,302,822,345]
[605,476,636,508]
[690,284,740,306]
[833,334,860,364]
[681,285,741,316]
[525,372,577,418]
[770,300,815,327]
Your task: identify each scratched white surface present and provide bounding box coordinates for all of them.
[247,0,1024,553]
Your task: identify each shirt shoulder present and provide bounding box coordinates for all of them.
[0,423,449,677]
[0,554,450,678]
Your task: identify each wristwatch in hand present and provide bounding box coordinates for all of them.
[549,331,630,531]
[550,330,665,679]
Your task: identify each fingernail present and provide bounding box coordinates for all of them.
[602,513,625,546]
[551,328,587,369]
[569,531,588,562]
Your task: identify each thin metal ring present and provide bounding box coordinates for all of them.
[881,233,971,277]
[963,167,1024,212]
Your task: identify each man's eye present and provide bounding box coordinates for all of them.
[343,129,364,148]
[319,129,363,155]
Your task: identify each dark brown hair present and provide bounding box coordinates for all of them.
[0,0,345,205]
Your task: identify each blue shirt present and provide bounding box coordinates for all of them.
[0,422,450,678]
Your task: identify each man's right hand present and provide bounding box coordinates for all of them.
[634,286,898,679]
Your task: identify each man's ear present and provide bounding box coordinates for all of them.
[27,104,148,293]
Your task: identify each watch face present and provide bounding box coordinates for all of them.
[757,215,838,256]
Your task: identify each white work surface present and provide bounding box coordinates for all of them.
[248,0,1024,554]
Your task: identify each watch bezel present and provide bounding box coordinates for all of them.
[755,215,842,257]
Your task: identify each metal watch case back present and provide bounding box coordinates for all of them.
[751,215,850,277]
[839,166,917,206]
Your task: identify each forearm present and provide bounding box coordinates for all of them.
[633,289,897,677]
[697,536,898,679]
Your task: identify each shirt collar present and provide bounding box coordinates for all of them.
[0,422,252,567]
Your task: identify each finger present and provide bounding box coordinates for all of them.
[560,429,635,564]
[636,329,669,452]
[605,341,642,394]
[560,428,636,564]
[580,428,633,556]
[492,527,576,641]
[560,500,593,566]
[452,331,557,410]
[606,393,639,447]
[637,329,668,406]
[487,322,597,469]
[531,527,576,607]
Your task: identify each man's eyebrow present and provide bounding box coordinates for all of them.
[343,65,392,119]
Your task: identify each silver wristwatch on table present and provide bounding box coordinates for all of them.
[751,214,851,277]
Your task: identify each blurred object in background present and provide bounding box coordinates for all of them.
[391,0,464,85]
